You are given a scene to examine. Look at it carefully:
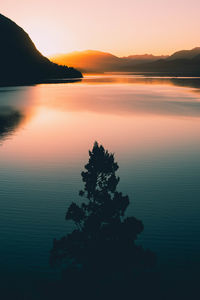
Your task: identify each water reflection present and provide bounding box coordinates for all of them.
[1,76,200,166]
[0,77,200,299]
[171,77,200,89]
[0,107,24,141]
[37,78,200,118]
[81,74,200,89]
[1,76,200,124]
[0,86,36,144]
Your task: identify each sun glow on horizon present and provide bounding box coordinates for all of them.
[24,23,77,57]
[1,0,200,57]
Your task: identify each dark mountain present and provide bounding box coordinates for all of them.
[167,47,200,61]
[193,53,200,61]
[0,14,82,85]
[127,54,200,76]
[120,47,200,74]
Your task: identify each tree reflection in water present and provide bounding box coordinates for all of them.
[0,107,23,141]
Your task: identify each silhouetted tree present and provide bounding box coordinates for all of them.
[50,142,156,299]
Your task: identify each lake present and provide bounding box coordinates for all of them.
[0,75,200,297]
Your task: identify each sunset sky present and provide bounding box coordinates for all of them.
[1,0,200,57]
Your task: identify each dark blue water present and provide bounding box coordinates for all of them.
[0,75,200,297]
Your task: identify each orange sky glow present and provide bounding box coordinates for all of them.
[1,0,200,57]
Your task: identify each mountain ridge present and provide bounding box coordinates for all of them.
[167,47,200,61]
[51,47,200,75]
[0,13,82,86]
[51,50,122,73]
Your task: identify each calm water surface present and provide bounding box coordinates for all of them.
[0,75,200,291]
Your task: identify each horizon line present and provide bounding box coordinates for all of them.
[47,46,200,59]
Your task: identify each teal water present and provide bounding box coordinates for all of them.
[0,75,200,295]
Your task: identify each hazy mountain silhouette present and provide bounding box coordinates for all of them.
[51,50,124,73]
[51,50,168,73]
[121,54,169,65]
[129,55,200,75]
[0,14,82,86]
[51,47,200,75]
[167,47,200,61]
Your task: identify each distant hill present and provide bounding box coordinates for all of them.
[125,58,200,75]
[121,54,169,65]
[127,48,200,75]
[51,50,124,73]
[167,47,200,61]
[51,50,169,72]
[0,14,82,86]
[51,48,200,75]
